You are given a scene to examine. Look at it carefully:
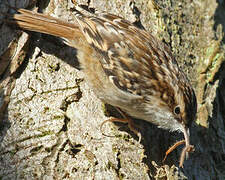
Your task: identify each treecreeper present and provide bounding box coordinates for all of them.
[3,5,197,167]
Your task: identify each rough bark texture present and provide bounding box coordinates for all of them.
[0,0,225,179]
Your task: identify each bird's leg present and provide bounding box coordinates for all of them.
[100,107,142,142]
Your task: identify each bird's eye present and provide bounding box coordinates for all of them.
[174,106,180,115]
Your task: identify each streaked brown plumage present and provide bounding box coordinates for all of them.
[3,5,197,167]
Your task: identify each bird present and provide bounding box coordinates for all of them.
[2,5,197,167]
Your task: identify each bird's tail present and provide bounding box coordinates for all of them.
[3,8,82,41]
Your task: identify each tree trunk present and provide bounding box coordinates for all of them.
[0,0,224,179]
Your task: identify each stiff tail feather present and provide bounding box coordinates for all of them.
[4,8,82,41]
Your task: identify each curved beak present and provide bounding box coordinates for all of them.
[179,125,194,167]
[183,126,190,151]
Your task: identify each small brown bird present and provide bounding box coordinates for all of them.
[3,5,197,167]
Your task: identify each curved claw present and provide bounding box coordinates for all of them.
[100,116,142,143]
[100,118,121,138]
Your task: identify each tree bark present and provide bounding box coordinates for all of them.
[0,0,224,179]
